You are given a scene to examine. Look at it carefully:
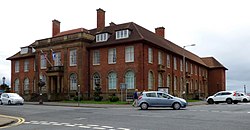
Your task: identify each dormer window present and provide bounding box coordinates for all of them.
[96,33,109,42]
[116,29,130,39]
[20,47,28,54]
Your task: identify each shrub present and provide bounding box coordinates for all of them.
[109,93,119,102]
[93,85,103,101]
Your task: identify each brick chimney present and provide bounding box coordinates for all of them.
[52,19,60,37]
[155,27,165,38]
[97,8,105,31]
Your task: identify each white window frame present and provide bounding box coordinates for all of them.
[14,79,19,93]
[70,74,77,91]
[70,49,77,66]
[24,78,29,94]
[148,71,154,90]
[174,76,177,90]
[96,33,109,42]
[53,52,61,66]
[186,62,188,72]
[148,48,153,63]
[167,54,170,68]
[125,71,135,89]
[195,65,197,75]
[180,59,183,71]
[125,46,134,62]
[108,48,116,64]
[174,57,177,70]
[158,73,163,87]
[158,51,162,65]
[93,50,100,65]
[15,61,20,73]
[167,75,171,88]
[191,64,193,74]
[93,73,101,90]
[116,29,130,39]
[108,72,117,89]
[40,54,47,69]
[24,59,29,72]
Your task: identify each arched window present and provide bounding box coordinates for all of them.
[108,72,117,89]
[14,79,19,93]
[23,78,29,91]
[167,75,171,88]
[70,73,77,90]
[174,76,177,90]
[93,73,101,90]
[158,73,163,87]
[125,71,135,89]
[148,71,154,90]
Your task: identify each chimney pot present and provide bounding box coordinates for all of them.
[109,22,116,26]
[52,19,60,37]
[155,27,165,38]
[97,8,105,31]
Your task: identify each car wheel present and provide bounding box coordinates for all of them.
[20,103,24,105]
[140,102,148,110]
[207,99,214,104]
[226,98,233,104]
[8,100,11,105]
[173,102,181,110]
[0,100,2,105]
[243,99,248,102]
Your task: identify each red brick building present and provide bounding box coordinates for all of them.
[7,8,227,101]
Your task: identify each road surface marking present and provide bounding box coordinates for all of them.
[0,114,26,129]
[93,127,106,130]
[78,125,91,128]
[101,126,114,128]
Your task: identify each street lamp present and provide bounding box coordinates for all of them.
[77,85,80,107]
[182,44,195,99]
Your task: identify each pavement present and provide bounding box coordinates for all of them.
[0,101,207,127]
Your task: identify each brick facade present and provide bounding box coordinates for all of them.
[7,9,227,101]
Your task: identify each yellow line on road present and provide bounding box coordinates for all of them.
[0,114,25,129]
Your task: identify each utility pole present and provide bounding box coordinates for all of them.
[244,85,246,94]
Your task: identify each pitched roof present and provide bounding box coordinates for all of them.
[6,51,35,60]
[201,57,228,70]
[7,21,226,69]
[54,28,89,37]
[89,22,207,66]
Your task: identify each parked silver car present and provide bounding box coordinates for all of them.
[137,91,187,110]
[0,93,24,105]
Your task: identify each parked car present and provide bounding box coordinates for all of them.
[206,91,241,104]
[0,93,24,105]
[137,91,187,110]
[237,92,250,102]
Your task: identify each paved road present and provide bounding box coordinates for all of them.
[1,103,250,130]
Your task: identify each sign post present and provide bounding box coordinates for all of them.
[120,83,126,102]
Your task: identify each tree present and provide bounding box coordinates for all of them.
[93,82,103,101]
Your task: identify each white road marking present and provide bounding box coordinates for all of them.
[52,123,63,126]
[25,120,129,130]
[87,124,99,127]
[65,124,76,127]
[117,128,130,130]
[93,127,106,130]
[248,112,250,113]
[74,123,83,126]
[78,125,91,128]
[101,126,114,128]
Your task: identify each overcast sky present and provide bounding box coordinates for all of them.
[0,0,249,93]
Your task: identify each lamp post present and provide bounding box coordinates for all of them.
[2,77,5,85]
[77,85,80,107]
[182,44,195,100]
